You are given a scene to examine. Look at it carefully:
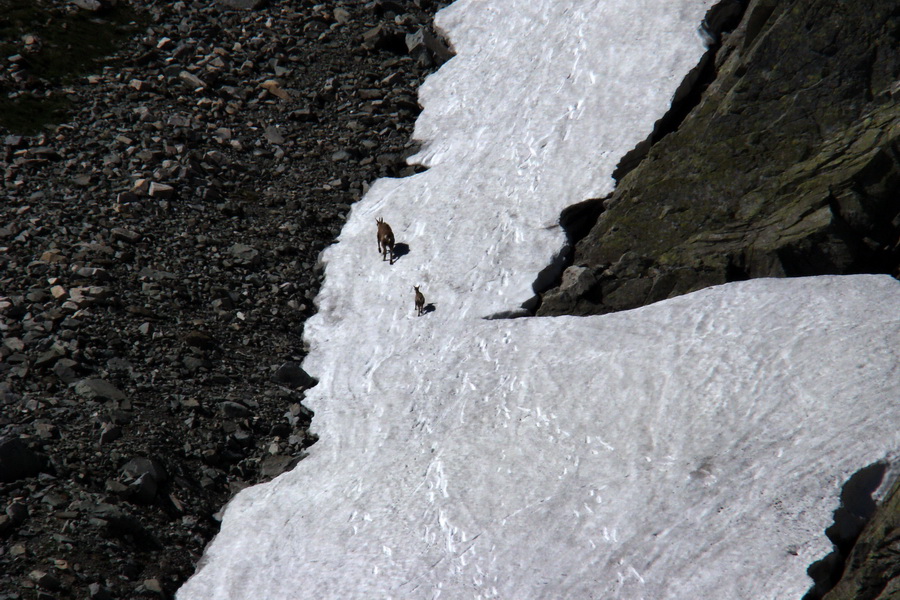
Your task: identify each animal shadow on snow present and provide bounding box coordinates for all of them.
[392,242,410,261]
[423,303,436,314]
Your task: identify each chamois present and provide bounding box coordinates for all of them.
[414,285,425,317]
[376,218,395,264]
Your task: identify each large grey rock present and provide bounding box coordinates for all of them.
[539,0,900,317]
[74,378,126,402]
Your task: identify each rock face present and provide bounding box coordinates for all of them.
[538,0,900,316]
[821,472,900,600]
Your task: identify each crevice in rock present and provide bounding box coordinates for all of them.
[612,0,747,183]
[803,462,889,600]
[530,195,608,302]
[741,0,777,51]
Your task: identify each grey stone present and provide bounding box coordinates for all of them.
[2,337,24,352]
[183,330,218,350]
[405,28,454,64]
[42,490,70,508]
[6,500,28,525]
[0,514,11,534]
[361,24,405,52]
[183,355,212,372]
[264,125,285,145]
[29,569,61,591]
[105,479,128,494]
[229,243,260,265]
[111,227,142,243]
[178,70,207,90]
[148,182,175,199]
[75,378,126,402]
[33,422,59,439]
[53,358,81,384]
[34,348,63,369]
[333,7,351,24]
[71,0,103,10]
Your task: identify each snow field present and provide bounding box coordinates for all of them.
[177,0,900,598]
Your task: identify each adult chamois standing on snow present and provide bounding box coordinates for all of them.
[376,218,395,264]
[414,285,425,317]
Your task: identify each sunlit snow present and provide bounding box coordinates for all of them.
[177,0,900,598]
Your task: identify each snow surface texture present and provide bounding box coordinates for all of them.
[178,0,900,598]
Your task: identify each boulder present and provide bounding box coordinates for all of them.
[74,378,126,402]
[272,361,317,390]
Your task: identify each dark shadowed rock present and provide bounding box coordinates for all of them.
[218,400,251,418]
[183,330,218,350]
[89,582,114,600]
[216,0,268,8]
[273,361,317,389]
[99,423,122,445]
[6,500,29,525]
[121,458,167,503]
[0,437,43,482]
[53,358,81,384]
[259,454,301,479]
[362,24,407,53]
[129,473,159,504]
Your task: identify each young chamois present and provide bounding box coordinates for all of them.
[414,285,425,317]
[376,218,395,264]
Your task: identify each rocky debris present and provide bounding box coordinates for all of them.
[538,0,900,317]
[0,0,450,596]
